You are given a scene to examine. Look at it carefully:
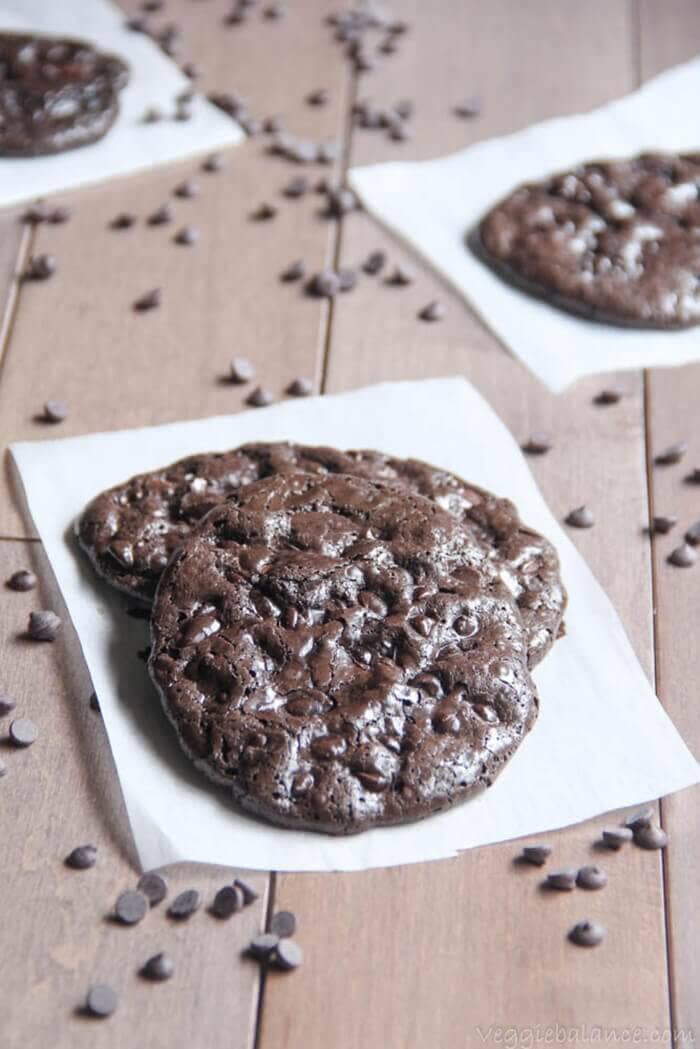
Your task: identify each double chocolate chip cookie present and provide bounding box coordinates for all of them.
[149,471,539,833]
[77,442,566,666]
[472,152,700,329]
[0,32,128,157]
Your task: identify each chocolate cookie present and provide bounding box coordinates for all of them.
[472,152,700,329]
[0,33,128,157]
[149,471,539,834]
[77,443,565,665]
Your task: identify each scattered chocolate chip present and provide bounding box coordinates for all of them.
[281,259,305,282]
[248,932,279,960]
[263,115,283,134]
[65,845,97,870]
[174,179,198,199]
[263,3,285,19]
[174,226,199,246]
[324,186,356,217]
[85,984,118,1018]
[651,515,677,535]
[141,952,175,981]
[22,204,48,224]
[137,871,168,906]
[634,823,668,850]
[389,121,411,142]
[114,890,148,925]
[182,61,201,80]
[418,300,445,322]
[655,441,687,465]
[601,827,633,849]
[362,250,386,275]
[520,844,552,866]
[25,254,56,281]
[565,506,594,529]
[624,807,653,831]
[233,877,259,905]
[522,434,552,455]
[545,868,577,891]
[306,269,341,298]
[229,357,256,384]
[684,467,700,484]
[269,910,296,938]
[142,0,163,11]
[126,16,149,32]
[307,88,329,106]
[251,203,277,221]
[134,289,162,312]
[47,206,71,224]
[28,610,61,641]
[9,718,38,748]
[110,212,136,230]
[43,399,68,423]
[576,864,607,890]
[202,153,224,173]
[212,885,244,918]
[274,939,303,970]
[594,387,622,405]
[0,693,17,716]
[455,96,481,118]
[89,691,100,713]
[337,267,357,291]
[142,106,163,124]
[668,542,697,567]
[247,386,274,408]
[283,175,309,198]
[147,204,173,226]
[569,920,605,947]
[176,89,194,106]
[168,888,201,919]
[286,377,313,397]
[7,570,36,592]
[386,264,415,286]
[685,520,700,545]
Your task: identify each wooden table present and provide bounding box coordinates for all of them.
[1,3,698,1046]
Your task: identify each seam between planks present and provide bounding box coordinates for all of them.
[0,221,32,388]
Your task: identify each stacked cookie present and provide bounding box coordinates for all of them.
[77,443,566,834]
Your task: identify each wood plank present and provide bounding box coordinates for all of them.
[0,0,350,537]
[0,540,268,1049]
[0,210,27,382]
[260,4,671,1047]
[637,1,700,1042]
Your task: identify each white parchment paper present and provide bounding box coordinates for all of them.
[349,58,700,393]
[10,379,699,872]
[0,0,243,208]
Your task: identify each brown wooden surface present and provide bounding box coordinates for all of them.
[1,2,698,1048]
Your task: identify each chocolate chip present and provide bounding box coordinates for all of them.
[25,254,56,280]
[655,441,687,465]
[594,387,622,405]
[0,692,17,716]
[520,844,552,866]
[202,153,224,173]
[22,204,48,224]
[247,386,273,408]
[455,96,481,118]
[418,300,445,322]
[85,984,118,1017]
[522,434,552,455]
[110,212,136,230]
[182,61,201,80]
[306,269,341,298]
[141,952,175,981]
[174,226,199,246]
[684,467,700,484]
[668,542,697,567]
[233,877,259,905]
[263,3,285,19]
[389,121,411,142]
[307,88,329,106]
[174,104,192,122]
[7,570,36,592]
[230,357,256,383]
[65,845,97,870]
[174,180,198,199]
[137,871,168,906]
[126,16,149,32]
[269,910,296,937]
[281,260,305,282]
[324,187,356,217]
[651,515,677,535]
[286,377,313,397]
[28,610,61,641]
[386,264,415,286]
[362,251,386,275]
[249,932,279,959]
[147,204,172,226]
[263,115,283,134]
[43,399,68,423]
[624,807,653,830]
[168,888,201,919]
[48,206,71,224]
[283,175,309,198]
[274,939,303,970]
[9,718,38,747]
[142,106,163,123]
[134,288,161,312]
[633,824,668,850]
[576,864,607,890]
[252,203,277,221]
[89,691,101,713]
[569,920,605,947]
[601,827,633,849]
[114,890,148,925]
[565,506,594,529]
[211,885,244,918]
[685,520,700,545]
[545,868,577,891]
[141,0,163,11]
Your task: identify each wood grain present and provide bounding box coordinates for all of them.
[637,1,700,1041]
[260,3,673,1047]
